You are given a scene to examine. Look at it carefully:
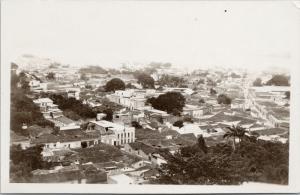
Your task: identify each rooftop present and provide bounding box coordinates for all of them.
[55,116,75,125]
[128,142,156,155]
[90,120,134,133]
[33,98,53,104]
[31,130,101,144]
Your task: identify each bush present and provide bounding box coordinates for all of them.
[173,120,184,128]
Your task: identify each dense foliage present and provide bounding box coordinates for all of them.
[48,94,96,119]
[158,74,186,87]
[266,75,290,86]
[173,120,184,128]
[253,78,263,86]
[11,73,53,134]
[105,78,125,92]
[217,94,232,105]
[136,73,155,89]
[10,145,51,182]
[147,92,186,115]
[46,72,55,80]
[156,136,288,185]
[210,88,217,95]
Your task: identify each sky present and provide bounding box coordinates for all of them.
[1,0,300,71]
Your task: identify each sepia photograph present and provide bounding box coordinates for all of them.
[1,0,300,193]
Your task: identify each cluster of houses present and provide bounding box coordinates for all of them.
[10,60,290,184]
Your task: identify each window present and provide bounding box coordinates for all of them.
[117,134,119,139]
[128,132,130,137]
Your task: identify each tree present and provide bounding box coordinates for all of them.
[21,80,30,92]
[253,78,262,86]
[217,94,232,105]
[173,120,184,128]
[80,73,89,81]
[223,125,246,151]
[197,135,208,154]
[102,109,113,121]
[132,121,142,128]
[158,74,185,87]
[199,98,205,104]
[46,72,56,80]
[10,144,51,182]
[210,88,217,95]
[105,78,125,92]
[126,83,137,89]
[148,92,186,114]
[266,74,289,86]
[11,73,20,89]
[156,135,288,185]
[136,73,155,89]
[285,91,290,100]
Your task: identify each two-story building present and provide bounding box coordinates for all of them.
[87,120,135,146]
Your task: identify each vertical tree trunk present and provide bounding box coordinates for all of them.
[232,137,236,151]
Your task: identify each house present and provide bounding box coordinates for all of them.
[150,153,167,166]
[47,116,81,131]
[66,88,80,100]
[87,120,135,146]
[173,123,204,137]
[113,110,133,125]
[107,174,135,184]
[106,90,147,110]
[30,164,107,183]
[131,160,152,169]
[144,108,171,123]
[231,98,245,109]
[31,130,102,149]
[33,98,63,119]
[124,142,156,160]
[164,87,194,96]
[182,104,213,119]
[29,79,48,92]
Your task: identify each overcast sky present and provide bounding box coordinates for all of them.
[2,0,300,71]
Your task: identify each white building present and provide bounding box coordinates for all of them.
[88,120,135,146]
[33,98,63,118]
[66,88,80,100]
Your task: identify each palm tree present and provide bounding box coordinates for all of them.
[223,125,246,151]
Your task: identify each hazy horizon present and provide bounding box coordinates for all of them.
[2,0,300,72]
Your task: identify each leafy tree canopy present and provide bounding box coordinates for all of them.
[105,78,125,92]
[217,94,232,105]
[266,75,290,86]
[253,78,263,86]
[158,74,186,87]
[148,92,186,114]
[156,136,288,185]
[135,73,155,89]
